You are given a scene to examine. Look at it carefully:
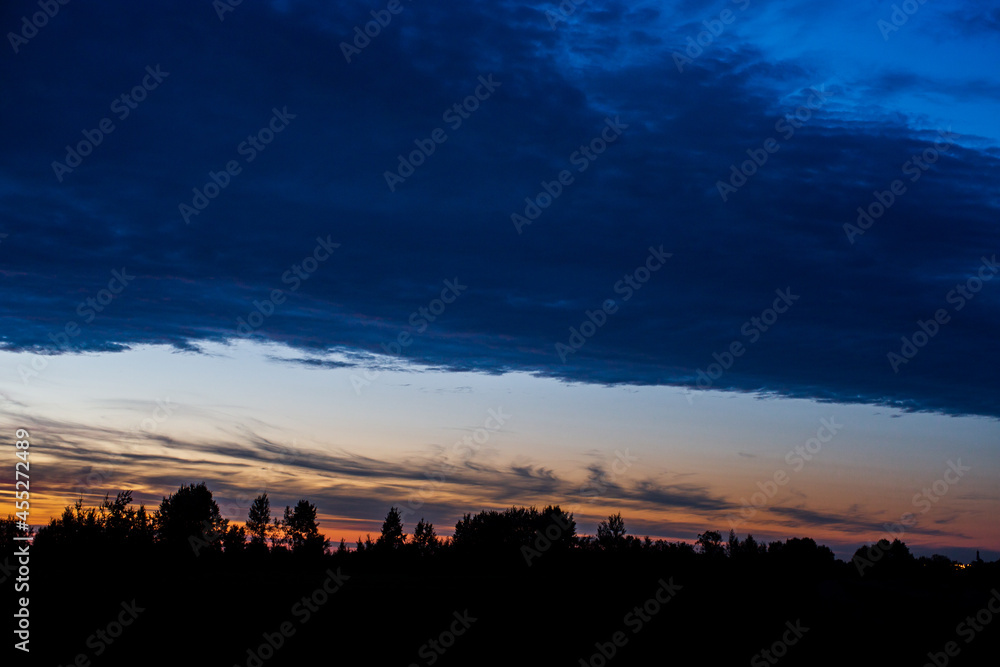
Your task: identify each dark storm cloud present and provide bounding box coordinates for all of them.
[3,0,999,417]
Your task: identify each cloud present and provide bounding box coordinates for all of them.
[5,398,740,536]
[2,0,999,419]
[766,505,969,540]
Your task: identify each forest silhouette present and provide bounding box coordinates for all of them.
[4,482,999,666]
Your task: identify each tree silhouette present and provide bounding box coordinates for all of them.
[31,492,156,553]
[223,524,247,553]
[0,514,33,552]
[452,505,576,563]
[155,482,227,555]
[246,493,271,548]
[43,500,101,548]
[281,499,327,556]
[412,518,440,555]
[742,533,761,558]
[597,512,627,550]
[726,529,740,558]
[377,506,406,550]
[540,505,577,552]
[453,507,536,553]
[21,482,996,666]
[696,530,723,557]
[852,537,914,576]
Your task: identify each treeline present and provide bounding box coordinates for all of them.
[4,481,988,579]
[8,481,1000,666]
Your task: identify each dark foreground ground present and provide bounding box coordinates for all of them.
[9,547,1000,666]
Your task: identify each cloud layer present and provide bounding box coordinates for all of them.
[3,0,999,417]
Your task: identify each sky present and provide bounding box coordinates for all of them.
[1,0,998,560]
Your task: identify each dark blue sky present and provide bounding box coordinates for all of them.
[3,0,999,418]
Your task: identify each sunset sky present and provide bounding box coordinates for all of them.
[2,0,999,560]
